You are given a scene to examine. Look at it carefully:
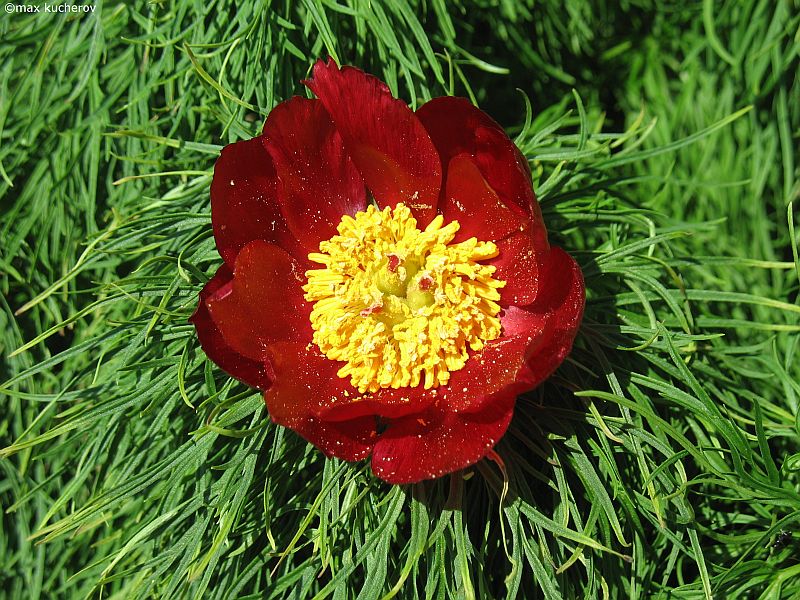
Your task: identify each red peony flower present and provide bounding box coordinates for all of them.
[190,59,585,484]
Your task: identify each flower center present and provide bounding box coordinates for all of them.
[303,203,505,393]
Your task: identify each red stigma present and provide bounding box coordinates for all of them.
[360,303,383,317]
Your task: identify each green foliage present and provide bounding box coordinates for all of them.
[1,1,798,598]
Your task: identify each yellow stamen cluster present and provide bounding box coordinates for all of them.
[303,203,505,393]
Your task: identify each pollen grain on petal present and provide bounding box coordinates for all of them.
[303,203,505,393]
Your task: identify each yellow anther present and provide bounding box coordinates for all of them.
[303,203,505,393]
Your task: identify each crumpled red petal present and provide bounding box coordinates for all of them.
[189,264,271,390]
[285,413,376,462]
[262,97,366,253]
[205,240,311,362]
[370,392,516,484]
[264,342,375,461]
[304,58,441,226]
[318,385,439,422]
[210,136,307,266]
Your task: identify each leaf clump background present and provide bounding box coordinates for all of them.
[1,1,799,598]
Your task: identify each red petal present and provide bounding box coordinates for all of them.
[282,413,375,462]
[205,241,311,362]
[190,265,271,390]
[442,154,527,243]
[518,246,585,386]
[264,342,354,420]
[304,58,441,226]
[318,385,438,422]
[264,342,375,461]
[489,230,541,307]
[425,305,551,414]
[264,341,434,422]
[262,97,366,252]
[211,136,307,266]
[416,96,544,226]
[416,97,551,306]
[371,392,515,484]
